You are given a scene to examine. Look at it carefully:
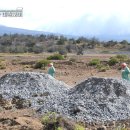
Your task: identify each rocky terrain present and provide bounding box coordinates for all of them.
[0,72,130,129]
[0,53,129,129]
[0,72,69,110]
[38,76,130,122]
[69,77,130,122]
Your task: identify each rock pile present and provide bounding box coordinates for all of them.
[0,72,69,109]
[68,77,130,122]
[0,72,130,123]
[38,77,130,122]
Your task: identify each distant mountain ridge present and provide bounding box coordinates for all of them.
[0,25,130,42]
[0,25,49,35]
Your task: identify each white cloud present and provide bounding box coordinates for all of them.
[0,0,130,35]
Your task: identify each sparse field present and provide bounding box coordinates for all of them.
[0,53,123,86]
[0,52,130,130]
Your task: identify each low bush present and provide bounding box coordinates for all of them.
[0,63,6,69]
[47,54,64,60]
[97,64,110,72]
[127,59,130,64]
[108,57,119,66]
[41,112,56,125]
[57,127,63,130]
[34,59,50,69]
[75,124,85,130]
[89,59,100,66]
[41,112,85,130]
[116,54,128,62]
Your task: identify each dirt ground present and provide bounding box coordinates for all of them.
[0,53,126,130]
[0,109,43,130]
[0,53,121,86]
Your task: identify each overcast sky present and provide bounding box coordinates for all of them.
[0,0,130,36]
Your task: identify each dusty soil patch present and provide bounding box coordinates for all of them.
[0,53,121,86]
[0,109,43,130]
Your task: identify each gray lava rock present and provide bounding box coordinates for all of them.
[0,72,69,109]
[0,72,130,123]
[67,77,130,122]
[39,77,130,122]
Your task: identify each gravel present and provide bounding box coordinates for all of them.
[68,77,130,122]
[0,72,69,109]
[0,72,130,123]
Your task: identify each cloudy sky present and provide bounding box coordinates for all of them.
[0,0,130,37]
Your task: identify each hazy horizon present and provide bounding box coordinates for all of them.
[0,0,130,38]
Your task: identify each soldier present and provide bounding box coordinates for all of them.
[121,63,130,81]
[48,63,55,77]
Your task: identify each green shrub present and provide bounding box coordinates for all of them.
[41,112,57,130]
[0,63,6,69]
[108,57,119,66]
[47,54,64,60]
[41,112,85,130]
[34,59,50,69]
[89,59,100,66]
[41,112,56,125]
[75,124,85,130]
[116,54,128,62]
[127,59,130,64]
[57,127,63,130]
[97,64,110,72]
